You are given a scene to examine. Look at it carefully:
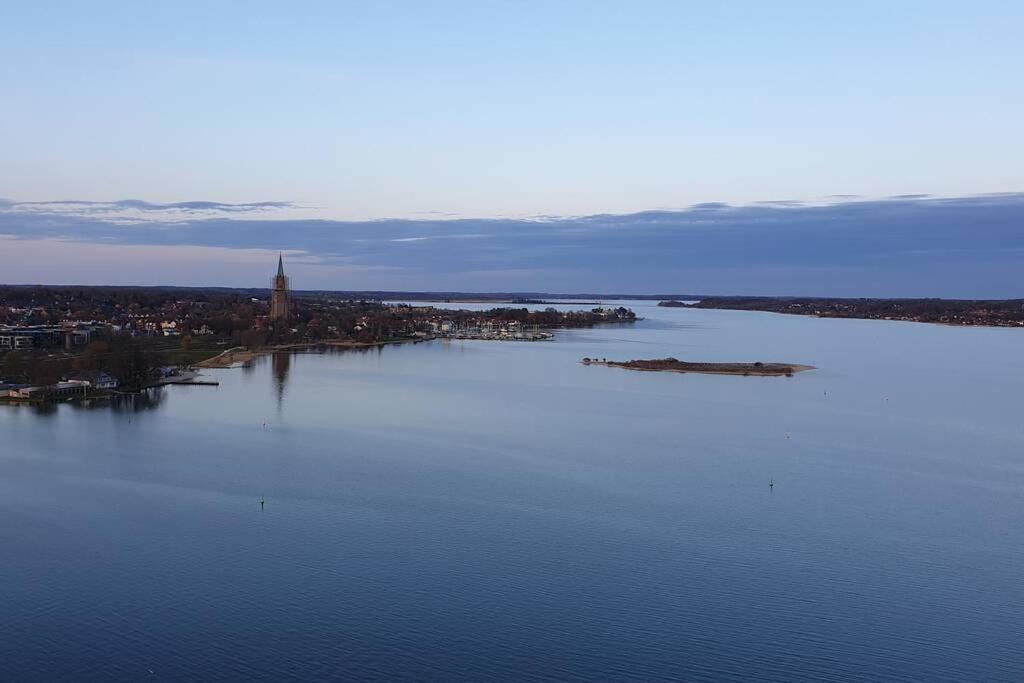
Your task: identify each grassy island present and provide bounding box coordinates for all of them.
[581,357,814,376]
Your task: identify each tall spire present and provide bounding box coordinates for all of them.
[270,252,290,322]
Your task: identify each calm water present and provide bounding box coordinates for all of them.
[2,302,1022,681]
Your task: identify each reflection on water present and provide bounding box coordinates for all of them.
[23,400,58,417]
[105,388,166,412]
[262,344,392,410]
[4,387,166,417]
[116,388,165,412]
[271,351,290,410]
[1,302,1023,681]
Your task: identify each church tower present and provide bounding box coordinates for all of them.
[270,253,291,322]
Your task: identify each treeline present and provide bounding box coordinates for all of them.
[1,335,186,390]
[0,286,254,322]
[690,297,1024,326]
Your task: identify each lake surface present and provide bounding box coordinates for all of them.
[2,302,1022,681]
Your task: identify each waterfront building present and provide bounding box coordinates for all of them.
[6,380,90,401]
[0,326,62,350]
[270,254,291,322]
[0,324,98,351]
[68,371,119,390]
[0,333,34,350]
[0,383,30,398]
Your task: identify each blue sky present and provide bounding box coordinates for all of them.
[1,2,1022,294]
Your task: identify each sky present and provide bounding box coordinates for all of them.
[1,1,1022,295]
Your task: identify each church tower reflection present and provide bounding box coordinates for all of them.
[271,351,291,410]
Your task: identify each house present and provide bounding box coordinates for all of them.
[12,386,47,400]
[0,326,64,350]
[67,371,119,390]
[0,334,34,350]
[52,380,90,398]
[0,383,30,399]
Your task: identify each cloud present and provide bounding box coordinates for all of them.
[2,193,1023,296]
[1,198,295,223]
[13,198,293,211]
[688,202,732,211]
[754,199,806,207]
[113,199,294,211]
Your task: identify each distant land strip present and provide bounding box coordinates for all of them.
[673,297,1024,327]
[2,284,1023,326]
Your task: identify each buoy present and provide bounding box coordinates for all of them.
[769,478,774,489]
[260,496,265,510]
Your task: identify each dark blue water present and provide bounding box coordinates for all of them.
[2,303,1022,681]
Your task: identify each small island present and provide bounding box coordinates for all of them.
[657,300,689,307]
[581,357,814,376]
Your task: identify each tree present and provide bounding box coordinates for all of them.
[106,336,157,390]
[239,329,268,349]
[79,340,111,372]
[1,351,27,382]
[25,355,64,386]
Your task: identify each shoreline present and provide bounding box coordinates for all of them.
[194,337,431,369]
[685,300,1024,329]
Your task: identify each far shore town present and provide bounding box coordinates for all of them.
[0,256,636,403]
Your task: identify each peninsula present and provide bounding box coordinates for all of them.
[0,261,638,403]
[582,357,814,376]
